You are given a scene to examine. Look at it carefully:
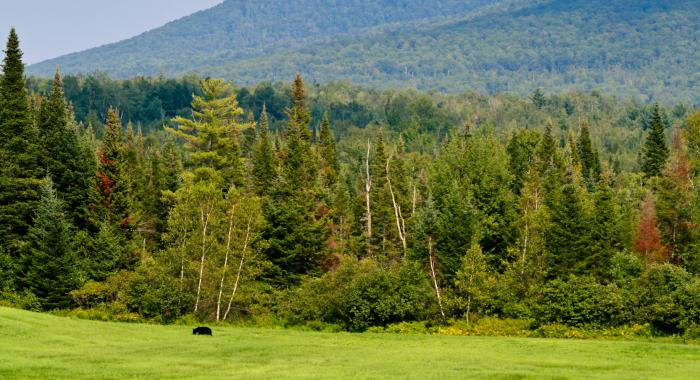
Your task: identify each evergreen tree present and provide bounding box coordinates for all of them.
[531,88,546,110]
[251,104,276,195]
[545,181,592,277]
[318,113,338,188]
[22,178,77,310]
[168,78,252,187]
[282,74,317,189]
[0,28,42,254]
[634,192,666,264]
[37,71,96,228]
[641,104,669,178]
[97,108,133,229]
[577,122,600,186]
[263,75,327,283]
[587,177,623,278]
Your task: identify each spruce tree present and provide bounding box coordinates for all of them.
[318,113,338,188]
[545,181,592,277]
[282,74,317,190]
[22,178,77,310]
[587,178,623,278]
[252,104,277,195]
[0,28,42,253]
[263,75,326,283]
[37,71,96,228]
[97,108,132,228]
[641,104,669,178]
[577,122,600,185]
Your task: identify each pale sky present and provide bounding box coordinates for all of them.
[0,0,224,64]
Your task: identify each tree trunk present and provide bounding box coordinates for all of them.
[428,235,446,320]
[194,206,211,313]
[216,205,236,322]
[386,155,407,255]
[223,217,252,321]
[365,139,373,256]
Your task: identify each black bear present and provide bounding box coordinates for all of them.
[193,326,212,336]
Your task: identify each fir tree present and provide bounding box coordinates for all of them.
[0,28,42,254]
[282,74,317,189]
[587,178,623,278]
[37,70,96,228]
[545,181,592,277]
[97,108,133,229]
[318,113,338,188]
[577,122,600,185]
[22,178,77,310]
[641,104,669,178]
[531,88,546,110]
[252,104,276,195]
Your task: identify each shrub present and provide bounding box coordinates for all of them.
[533,275,632,327]
[287,257,434,331]
[633,264,691,333]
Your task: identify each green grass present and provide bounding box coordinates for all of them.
[1,307,699,379]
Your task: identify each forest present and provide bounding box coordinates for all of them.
[27,0,700,105]
[3,28,700,337]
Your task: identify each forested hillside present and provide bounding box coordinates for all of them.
[4,29,700,337]
[27,0,499,78]
[27,0,700,104]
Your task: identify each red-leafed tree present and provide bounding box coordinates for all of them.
[634,192,667,264]
[655,127,694,263]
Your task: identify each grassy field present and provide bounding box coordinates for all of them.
[1,307,699,379]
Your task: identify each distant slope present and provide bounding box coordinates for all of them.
[28,0,700,104]
[27,0,499,78]
[197,0,699,104]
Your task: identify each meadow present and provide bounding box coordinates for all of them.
[1,307,699,379]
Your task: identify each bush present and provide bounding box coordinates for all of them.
[287,257,435,331]
[122,261,192,322]
[533,275,632,327]
[633,264,691,333]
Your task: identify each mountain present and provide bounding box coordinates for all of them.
[27,0,499,77]
[28,0,700,104]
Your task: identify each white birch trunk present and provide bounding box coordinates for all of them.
[216,205,236,322]
[194,206,211,313]
[365,139,373,256]
[223,217,252,321]
[428,235,446,320]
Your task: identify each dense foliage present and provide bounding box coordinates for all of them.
[27,0,700,105]
[3,30,700,335]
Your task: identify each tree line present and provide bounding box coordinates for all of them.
[2,29,700,333]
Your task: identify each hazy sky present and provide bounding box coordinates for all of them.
[0,0,223,64]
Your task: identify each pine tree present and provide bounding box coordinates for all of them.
[252,104,276,195]
[22,178,77,310]
[168,78,252,187]
[0,28,43,254]
[641,104,669,178]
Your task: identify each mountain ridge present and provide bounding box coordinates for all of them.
[27,0,700,104]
